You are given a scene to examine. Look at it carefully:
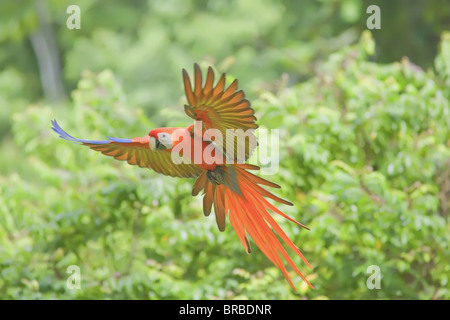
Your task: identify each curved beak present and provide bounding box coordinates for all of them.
[149,136,159,152]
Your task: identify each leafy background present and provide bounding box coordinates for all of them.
[0,0,449,299]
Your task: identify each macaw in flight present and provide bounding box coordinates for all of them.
[51,63,313,290]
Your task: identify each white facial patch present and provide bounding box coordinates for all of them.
[157,132,173,148]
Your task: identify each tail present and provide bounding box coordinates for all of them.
[192,164,313,290]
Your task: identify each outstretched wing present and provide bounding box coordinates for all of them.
[182,63,258,162]
[51,120,202,178]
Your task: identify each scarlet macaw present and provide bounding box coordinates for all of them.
[51,64,313,290]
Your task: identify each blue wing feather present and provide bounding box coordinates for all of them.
[107,137,133,143]
[51,119,132,144]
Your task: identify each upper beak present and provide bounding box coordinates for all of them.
[149,136,158,152]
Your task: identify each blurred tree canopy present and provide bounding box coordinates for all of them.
[0,0,449,299]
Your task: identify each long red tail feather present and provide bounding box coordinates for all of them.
[196,164,313,290]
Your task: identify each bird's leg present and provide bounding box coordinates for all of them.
[206,166,241,195]
[206,168,222,185]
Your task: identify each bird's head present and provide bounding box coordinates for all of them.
[148,129,174,152]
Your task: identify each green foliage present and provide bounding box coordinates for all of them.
[0,1,449,300]
[253,31,450,299]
